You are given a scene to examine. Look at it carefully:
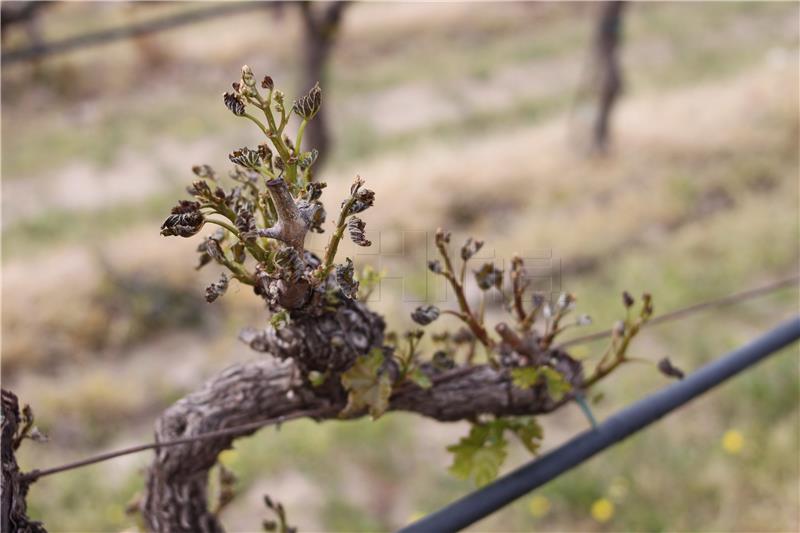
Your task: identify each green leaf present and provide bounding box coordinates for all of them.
[340,348,392,419]
[506,417,543,455]
[308,371,326,387]
[510,367,539,388]
[447,424,508,487]
[408,367,432,389]
[270,310,290,329]
[510,366,572,402]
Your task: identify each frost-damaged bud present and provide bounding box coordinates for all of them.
[411,305,440,326]
[204,237,226,263]
[460,237,484,261]
[298,149,319,170]
[658,357,684,380]
[257,143,273,163]
[305,181,327,201]
[196,229,225,269]
[297,200,326,233]
[206,273,228,302]
[292,82,322,120]
[275,246,306,283]
[350,175,365,195]
[236,206,257,235]
[556,292,576,312]
[427,260,443,274]
[349,188,375,214]
[161,201,204,237]
[335,258,359,299]
[622,291,635,308]
[188,179,213,198]
[531,292,546,310]
[452,327,474,344]
[435,227,451,246]
[346,176,375,214]
[475,262,503,291]
[642,292,654,318]
[192,164,217,180]
[229,147,262,170]
[348,217,371,247]
[223,91,246,116]
[433,350,456,369]
[261,75,274,90]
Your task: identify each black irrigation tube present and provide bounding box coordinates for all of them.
[400,315,800,533]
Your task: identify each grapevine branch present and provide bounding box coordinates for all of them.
[15,274,796,484]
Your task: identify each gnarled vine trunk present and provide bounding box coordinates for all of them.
[141,302,583,531]
[1,389,47,533]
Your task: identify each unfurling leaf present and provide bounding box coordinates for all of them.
[427,259,443,274]
[348,188,375,214]
[223,91,245,116]
[270,310,290,330]
[192,164,217,180]
[308,371,326,387]
[408,367,432,389]
[433,350,456,370]
[511,366,572,402]
[411,305,440,326]
[447,423,507,487]
[304,181,327,201]
[506,417,543,454]
[474,262,503,291]
[447,417,543,487]
[340,348,392,419]
[335,258,359,299]
[206,273,228,303]
[274,246,305,283]
[622,290,635,308]
[292,82,322,120]
[229,147,262,170]
[348,217,372,247]
[161,202,205,237]
[460,237,484,261]
[657,357,685,380]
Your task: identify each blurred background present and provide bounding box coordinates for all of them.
[1,1,799,531]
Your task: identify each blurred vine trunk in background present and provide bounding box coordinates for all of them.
[590,0,626,154]
[298,1,349,169]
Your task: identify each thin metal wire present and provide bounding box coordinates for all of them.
[557,274,799,348]
[22,406,336,482]
[399,316,800,533]
[19,276,798,483]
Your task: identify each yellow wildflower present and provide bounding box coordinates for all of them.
[528,495,551,518]
[722,429,744,455]
[591,498,615,523]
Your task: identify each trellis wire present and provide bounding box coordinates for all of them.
[399,315,800,533]
[18,275,798,482]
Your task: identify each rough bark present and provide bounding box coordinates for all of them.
[591,1,626,154]
[298,1,349,169]
[141,338,582,531]
[1,389,47,533]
